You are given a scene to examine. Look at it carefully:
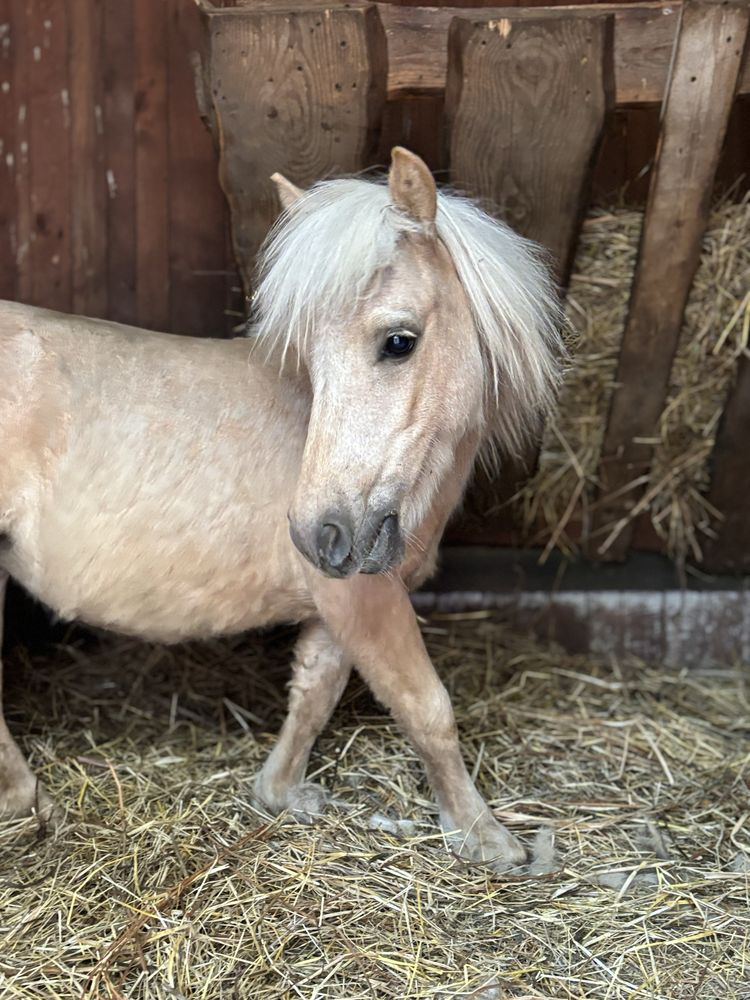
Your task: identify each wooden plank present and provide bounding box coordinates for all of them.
[134,0,169,331]
[70,0,108,318]
[445,12,613,281]
[444,11,613,544]
[26,0,71,311]
[0,1,15,301]
[102,0,136,326]
[202,3,387,295]
[166,0,229,337]
[590,0,750,561]
[701,358,750,574]
[9,0,30,303]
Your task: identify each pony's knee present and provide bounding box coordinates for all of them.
[399,684,457,751]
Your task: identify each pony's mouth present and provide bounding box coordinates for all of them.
[290,509,405,579]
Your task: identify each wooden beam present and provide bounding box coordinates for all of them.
[701,357,750,574]
[445,12,613,281]
[200,3,387,298]
[590,0,750,561]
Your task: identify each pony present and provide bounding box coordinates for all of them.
[0,148,561,870]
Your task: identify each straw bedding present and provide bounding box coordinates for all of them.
[521,196,750,566]
[1,615,748,999]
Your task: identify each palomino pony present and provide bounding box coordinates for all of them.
[0,148,561,869]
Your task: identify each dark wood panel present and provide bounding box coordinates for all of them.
[378,93,447,175]
[9,0,31,303]
[167,0,229,337]
[135,0,170,331]
[202,3,388,294]
[102,0,137,326]
[26,0,71,311]
[591,105,660,203]
[70,0,108,318]
[590,0,750,561]
[0,1,15,301]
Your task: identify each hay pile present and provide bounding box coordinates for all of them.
[521,196,750,566]
[1,616,748,998]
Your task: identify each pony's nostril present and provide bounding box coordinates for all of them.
[361,512,404,574]
[317,519,352,569]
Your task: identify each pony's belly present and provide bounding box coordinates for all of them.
[4,519,313,644]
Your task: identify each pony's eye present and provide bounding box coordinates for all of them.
[381,331,417,360]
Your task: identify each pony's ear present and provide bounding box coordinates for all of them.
[388,147,437,224]
[271,172,304,211]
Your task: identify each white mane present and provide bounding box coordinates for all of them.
[252,176,563,458]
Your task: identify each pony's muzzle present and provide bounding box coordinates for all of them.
[290,509,404,578]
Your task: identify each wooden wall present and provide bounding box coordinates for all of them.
[2,0,747,338]
[0,0,237,337]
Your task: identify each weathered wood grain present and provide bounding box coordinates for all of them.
[70,0,108,318]
[102,0,136,326]
[701,357,750,574]
[202,3,387,296]
[377,2,750,102]
[0,1,15,301]
[26,0,71,310]
[135,0,169,331]
[446,12,613,280]
[591,0,750,561]
[167,0,229,337]
[444,11,613,543]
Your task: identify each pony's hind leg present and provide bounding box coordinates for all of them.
[313,574,527,871]
[254,620,351,820]
[0,571,57,824]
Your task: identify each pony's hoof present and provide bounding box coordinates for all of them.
[286,782,330,822]
[446,813,527,872]
[0,781,62,831]
[252,772,329,823]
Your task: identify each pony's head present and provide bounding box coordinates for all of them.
[252,148,562,579]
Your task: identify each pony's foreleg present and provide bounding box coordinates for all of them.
[313,574,526,870]
[254,619,351,819]
[0,572,57,823]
